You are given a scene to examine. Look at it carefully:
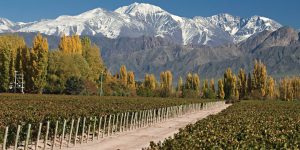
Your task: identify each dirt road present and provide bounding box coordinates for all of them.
[65,102,230,150]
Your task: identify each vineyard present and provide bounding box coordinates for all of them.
[149,100,300,149]
[0,94,211,144]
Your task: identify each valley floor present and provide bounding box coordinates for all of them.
[64,102,230,150]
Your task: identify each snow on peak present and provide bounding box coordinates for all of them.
[0,18,15,26]
[115,3,165,16]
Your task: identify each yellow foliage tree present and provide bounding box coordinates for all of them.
[218,79,225,99]
[59,34,82,54]
[30,33,49,93]
[120,65,128,86]
[144,74,156,90]
[266,76,275,99]
[127,71,135,89]
[252,60,268,97]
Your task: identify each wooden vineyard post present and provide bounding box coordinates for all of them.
[107,115,111,137]
[146,110,149,126]
[123,113,127,132]
[67,119,74,147]
[24,124,31,150]
[115,114,119,134]
[130,112,134,130]
[97,117,102,140]
[60,119,67,149]
[119,113,123,132]
[135,112,138,129]
[81,118,86,144]
[124,112,127,131]
[143,110,146,127]
[52,121,59,150]
[102,116,106,138]
[158,109,161,123]
[44,121,50,150]
[14,125,21,150]
[36,123,42,150]
[112,115,115,135]
[92,117,96,141]
[74,118,80,146]
[138,111,141,128]
[87,124,91,143]
[2,127,8,150]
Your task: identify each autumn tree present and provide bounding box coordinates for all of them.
[279,77,300,101]
[266,76,276,99]
[127,71,135,89]
[252,60,268,97]
[144,74,156,90]
[238,68,247,99]
[159,70,173,97]
[218,79,225,99]
[29,33,49,93]
[223,68,238,100]
[182,73,201,98]
[160,71,173,90]
[59,34,82,54]
[193,74,200,91]
[185,73,193,89]
[210,79,215,93]
[120,65,128,86]
[177,76,183,92]
[0,35,26,92]
[202,79,208,95]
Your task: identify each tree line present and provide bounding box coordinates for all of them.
[0,33,299,101]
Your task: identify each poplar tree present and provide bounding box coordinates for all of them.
[120,65,128,86]
[202,79,208,95]
[160,70,173,90]
[210,79,215,93]
[193,74,200,91]
[238,68,247,99]
[29,33,49,93]
[224,68,233,99]
[177,76,183,91]
[252,60,268,97]
[0,35,26,92]
[127,71,135,89]
[144,74,156,90]
[59,34,82,54]
[218,79,225,99]
[185,73,193,89]
[266,76,275,99]
[0,46,11,91]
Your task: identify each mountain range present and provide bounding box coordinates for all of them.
[0,3,282,46]
[0,3,299,80]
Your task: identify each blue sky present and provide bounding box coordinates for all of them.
[0,0,299,28]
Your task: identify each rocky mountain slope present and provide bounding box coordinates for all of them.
[5,27,298,80]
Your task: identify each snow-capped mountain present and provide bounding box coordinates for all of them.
[0,3,282,46]
[0,18,15,32]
